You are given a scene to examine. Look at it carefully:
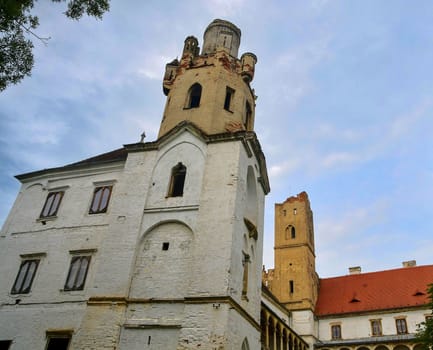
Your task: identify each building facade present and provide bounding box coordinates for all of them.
[0,19,309,350]
[263,192,433,350]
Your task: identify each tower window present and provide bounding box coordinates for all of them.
[89,186,112,214]
[285,225,296,240]
[244,101,252,129]
[242,253,250,298]
[224,87,235,111]
[289,280,294,294]
[162,242,170,251]
[64,255,91,291]
[11,259,40,294]
[40,191,64,218]
[186,83,202,108]
[168,163,187,197]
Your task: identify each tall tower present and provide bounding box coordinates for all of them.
[271,192,318,311]
[265,192,319,347]
[122,19,269,349]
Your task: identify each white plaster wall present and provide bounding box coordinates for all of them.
[0,303,86,350]
[317,309,429,341]
[292,309,318,349]
[119,328,180,350]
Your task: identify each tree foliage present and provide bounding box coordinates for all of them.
[416,283,433,350]
[0,0,109,91]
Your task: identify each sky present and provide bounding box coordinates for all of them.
[1,0,433,278]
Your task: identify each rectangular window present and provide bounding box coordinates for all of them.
[40,191,64,218]
[89,186,112,214]
[289,280,294,294]
[396,318,408,334]
[331,325,341,339]
[46,331,72,350]
[11,259,39,294]
[224,87,235,111]
[371,319,382,336]
[64,255,91,291]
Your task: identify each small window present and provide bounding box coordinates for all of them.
[242,253,250,297]
[168,163,186,197]
[64,255,91,291]
[40,191,64,218]
[244,101,252,129]
[370,319,382,336]
[11,259,39,294]
[396,318,407,334]
[289,280,294,294]
[46,336,71,350]
[186,83,202,108]
[162,242,169,250]
[224,87,235,111]
[331,325,341,339]
[89,186,112,214]
[0,341,12,349]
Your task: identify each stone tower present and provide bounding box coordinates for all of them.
[160,19,257,137]
[263,192,319,347]
[119,19,269,349]
[270,192,318,311]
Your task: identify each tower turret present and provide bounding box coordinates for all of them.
[159,19,257,138]
[202,19,241,58]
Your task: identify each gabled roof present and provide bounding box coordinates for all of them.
[315,264,433,316]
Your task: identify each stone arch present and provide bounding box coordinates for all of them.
[413,345,424,350]
[130,221,193,299]
[375,346,389,350]
[394,346,410,350]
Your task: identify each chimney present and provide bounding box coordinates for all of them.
[402,260,416,268]
[349,266,361,275]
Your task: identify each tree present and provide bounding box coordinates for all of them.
[416,283,433,350]
[0,0,109,91]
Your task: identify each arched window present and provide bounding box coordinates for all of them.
[241,338,250,350]
[186,83,202,108]
[168,163,186,197]
[285,225,296,239]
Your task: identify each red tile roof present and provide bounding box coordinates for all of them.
[315,264,433,316]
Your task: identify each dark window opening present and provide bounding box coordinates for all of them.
[224,87,235,111]
[46,337,71,350]
[40,191,64,218]
[242,253,250,298]
[162,242,170,250]
[0,340,12,349]
[289,280,294,294]
[331,325,341,339]
[291,226,296,239]
[244,101,252,129]
[396,319,407,334]
[187,83,202,108]
[89,186,112,214]
[11,259,39,294]
[64,255,91,291]
[168,163,186,197]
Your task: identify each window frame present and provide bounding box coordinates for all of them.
[331,324,342,340]
[64,255,92,291]
[395,318,408,334]
[11,259,40,294]
[45,330,73,350]
[185,83,202,109]
[224,86,235,111]
[167,163,187,198]
[89,185,113,214]
[370,319,382,336]
[40,191,64,219]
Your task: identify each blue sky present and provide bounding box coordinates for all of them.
[1,1,432,277]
